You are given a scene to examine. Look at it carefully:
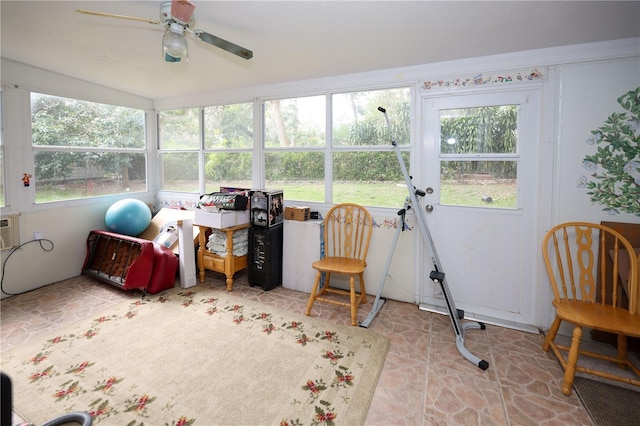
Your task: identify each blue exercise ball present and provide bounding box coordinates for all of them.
[105,199,151,236]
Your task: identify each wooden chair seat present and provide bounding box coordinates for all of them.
[541,222,640,395]
[554,300,640,338]
[312,257,367,274]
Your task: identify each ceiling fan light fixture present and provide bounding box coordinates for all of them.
[162,22,188,59]
[164,53,181,62]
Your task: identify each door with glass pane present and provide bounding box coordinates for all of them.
[419,89,540,329]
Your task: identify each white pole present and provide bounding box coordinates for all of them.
[177,219,197,289]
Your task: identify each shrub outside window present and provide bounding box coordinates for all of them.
[31,93,146,203]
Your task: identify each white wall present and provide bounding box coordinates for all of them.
[1,202,118,296]
[554,57,640,224]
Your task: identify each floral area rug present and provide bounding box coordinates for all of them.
[1,286,389,425]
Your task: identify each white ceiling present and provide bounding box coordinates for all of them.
[2,1,639,101]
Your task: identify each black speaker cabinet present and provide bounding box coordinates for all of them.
[248,224,283,290]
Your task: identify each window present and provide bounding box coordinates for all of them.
[158,103,254,193]
[203,103,253,193]
[331,88,410,207]
[439,105,518,208]
[31,93,146,203]
[263,88,411,207]
[157,87,411,208]
[158,108,200,192]
[263,96,326,203]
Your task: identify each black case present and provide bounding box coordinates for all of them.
[248,224,283,291]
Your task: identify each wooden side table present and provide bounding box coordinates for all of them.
[196,222,250,291]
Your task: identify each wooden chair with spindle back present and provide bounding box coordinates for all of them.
[541,222,640,395]
[305,203,373,326]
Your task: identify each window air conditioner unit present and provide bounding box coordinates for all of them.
[0,215,19,250]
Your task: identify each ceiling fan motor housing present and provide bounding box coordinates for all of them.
[161,0,195,26]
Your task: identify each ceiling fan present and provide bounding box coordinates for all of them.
[76,0,253,63]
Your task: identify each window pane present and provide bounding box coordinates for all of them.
[204,103,253,149]
[440,106,517,154]
[204,152,252,193]
[265,152,324,202]
[264,96,325,148]
[440,160,517,208]
[332,88,410,147]
[159,108,200,150]
[160,152,199,192]
[332,151,409,208]
[31,93,144,148]
[34,151,146,202]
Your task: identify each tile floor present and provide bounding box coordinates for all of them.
[1,271,631,425]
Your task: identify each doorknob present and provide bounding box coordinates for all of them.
[425,204,434,213]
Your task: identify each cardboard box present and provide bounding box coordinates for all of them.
[194,209,250,229]
[137,208,199,255]
[285,206,311,221]
[249,189,284,227]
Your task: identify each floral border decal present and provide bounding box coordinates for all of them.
[421,68,544,91]
[579,87,640,216]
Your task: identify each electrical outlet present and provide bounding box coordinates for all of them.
[34,231,42,240]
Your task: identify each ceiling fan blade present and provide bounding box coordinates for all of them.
[171,0,196,24]
[193,30,253,60]
[76,9,162,25]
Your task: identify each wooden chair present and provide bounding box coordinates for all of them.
[305,203,373,326]
[541,222,640,395]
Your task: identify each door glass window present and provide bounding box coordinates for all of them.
[439,105,518,208]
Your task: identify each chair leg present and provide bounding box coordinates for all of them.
[305,271,323,317]
[349,275,357,326]
[358,273,367,304]
[562,325,583,396]
[543,316,561,352]
[322,272,331,295]
[617,334,629,370]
